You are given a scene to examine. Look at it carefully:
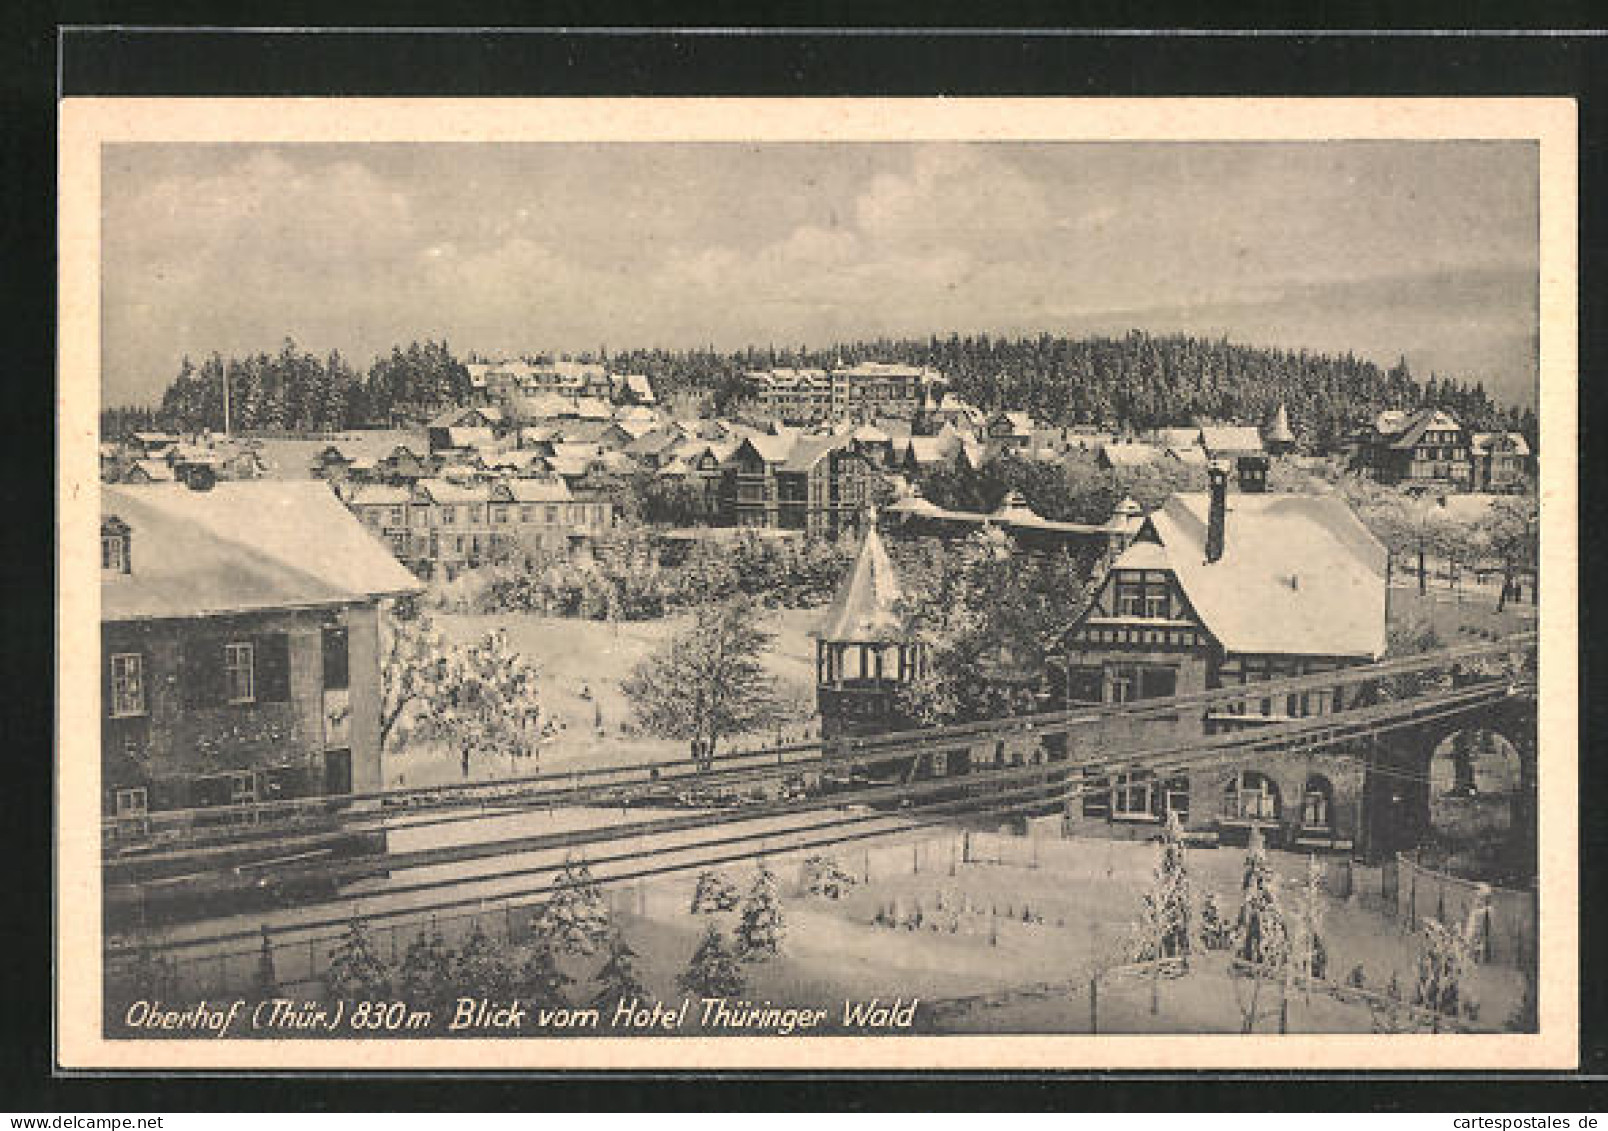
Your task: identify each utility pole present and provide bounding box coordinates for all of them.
[222,361,231,436]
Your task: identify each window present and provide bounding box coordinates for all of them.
[1081,768,1111,818]
[1114,570,1171,619]
[322,626,349,691]
[101,533,129,573]
[114,787,148,818]
[1163,775,1190,821]
[520,505,535,522]
[1302,777,1334,830]
[224,642,255,703]
[440,505,457,525]
[389,506,405,526]
[545,505,559,524]
[492,505,509,524]
[230,770,258,805]
[1225,771,1280,821]
[109,653,145,717]
[1105,662,1177,703]
[1113,770,1155,818]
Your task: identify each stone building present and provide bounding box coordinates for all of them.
[100,480,423,824]
[1056,461,1388,849]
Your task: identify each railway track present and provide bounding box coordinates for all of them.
[109,670,1531,962]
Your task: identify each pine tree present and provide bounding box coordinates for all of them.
[538,855,613,956]
[589,929,650,1010]
[1294,855,1329,984]
[735,860,785,962]
[1232,828,1289,969]
[1137,810,1195,967]
[324,917,393,1000]
[1199,890,1233,951]
[1413,883,1489,1022]
[518,941,573,1009]
[397,922,458,1012]
[689,868,740,915]
[679,922,746,998]
[454,922,517,998]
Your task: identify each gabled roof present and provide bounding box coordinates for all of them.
[619,373,656,402]
[344,483,412,507]
[1199,425,1265,456]
[495,477,573,504]
[1154,427,1202,449]
[782,434,854,472]
[101,481,422,622]
[1099,442,1159,468]
[1389,408,1463,450]
[990,411,1035,435]
[817,522,906,643]
[1124,492,1387,659]
[1470,431,1532,458]
[126,459,175,482]
[412,478,491,505]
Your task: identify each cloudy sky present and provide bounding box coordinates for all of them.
[101,140,1538,408]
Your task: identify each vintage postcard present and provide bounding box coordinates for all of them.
[57,97,1578,1071]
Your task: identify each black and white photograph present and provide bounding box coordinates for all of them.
[57,97,1576,1071]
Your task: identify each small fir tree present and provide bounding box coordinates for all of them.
[324,918,393,1000]
[397,922,458,1012]
[539,855,613,955]
[735,860,786,962]
[1414,883,1489,1023]
[589,929,650,1010]
[1136,810,1195,967]
[801,854,857,900]
[689,868,740,914]
[454,922,517,999]
[1294,855,1329,984]
[679,922,746,998]
[1232,827,1289,969]
[1199,891,1233,951]
[518,941,573,1010]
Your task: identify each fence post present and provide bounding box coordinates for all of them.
[863,848,870,884]
[950,838,957,877]
[1408,858,1418,931]
[1089,977,1099,1034]
[963,830,972,864]
[913,843,920,875]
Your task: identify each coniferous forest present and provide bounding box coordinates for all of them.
[104,329,1536,449]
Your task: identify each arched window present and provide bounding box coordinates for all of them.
[1301,775,1335,830]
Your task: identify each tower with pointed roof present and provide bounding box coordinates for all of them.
[815,516,926,741]
[1263,402,1297,456]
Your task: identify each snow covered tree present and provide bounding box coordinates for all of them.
[397,922,458,1012]
[589,929,650,1010]
[689,869,740,915]
[679,922,746,998]
[404,627,549,777]
[800,855,857,900]
[1134,810,1195,967]
[1414,883,1489,1023]
[325,918,393,1000]
[1232,828,1289,969]
[1293,855,1329,985]
[735,860,786,962]
[1199,891,1233,951]
[537,855,613,956]
[518,941,573,1009]
[621,596,786,766]
[454,922,517,998]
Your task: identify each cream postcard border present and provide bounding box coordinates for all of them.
[56,96,1580,1071]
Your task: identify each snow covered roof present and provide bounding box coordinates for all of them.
[817,522,906,643]
[101,481,422,622]
[1199,425,1266,457]
[1136,492,1387,660]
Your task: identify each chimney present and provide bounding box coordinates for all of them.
[1206,459,1229,563]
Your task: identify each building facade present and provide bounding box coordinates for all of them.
[1055,463,1389,850]
[1354,408,1473,491]
[100,481,423,825]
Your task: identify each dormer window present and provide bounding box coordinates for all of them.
[101,518,131,575]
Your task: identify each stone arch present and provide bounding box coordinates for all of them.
[1428,726,1524,841]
